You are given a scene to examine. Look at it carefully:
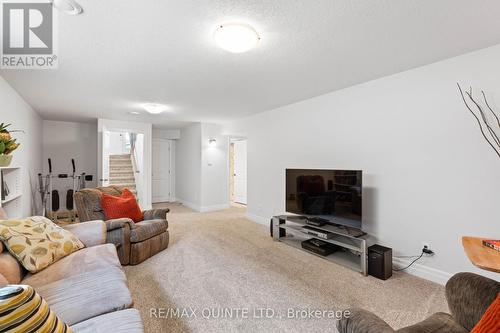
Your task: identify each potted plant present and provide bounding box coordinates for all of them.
[0,123,21,167]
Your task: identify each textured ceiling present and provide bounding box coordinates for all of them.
[2,0,500,128]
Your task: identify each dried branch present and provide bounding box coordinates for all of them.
[465,89,500,148]
[481,90,500,128]
[457,83,500,159]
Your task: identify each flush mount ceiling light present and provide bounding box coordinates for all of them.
[52,0,83,15]
[214,23,260,53]
[142,103,169,114]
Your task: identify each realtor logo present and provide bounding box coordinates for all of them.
[1,0,58,69]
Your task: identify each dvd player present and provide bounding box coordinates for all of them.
[305,217,329,227]
[301,226,333,239]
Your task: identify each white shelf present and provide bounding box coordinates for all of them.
[0,166,22,218]
[1,192,21,204]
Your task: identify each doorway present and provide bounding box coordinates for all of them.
[98,119,152,210]
[229,139,247,205]
[152,139,173,203]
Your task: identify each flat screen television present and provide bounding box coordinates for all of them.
[285,169,362,229]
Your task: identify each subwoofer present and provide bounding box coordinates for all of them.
[368,244,392,280]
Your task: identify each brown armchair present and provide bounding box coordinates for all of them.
[337,272,500,333]
[74,186,170,265]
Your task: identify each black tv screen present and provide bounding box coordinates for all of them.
[285,169,362,229]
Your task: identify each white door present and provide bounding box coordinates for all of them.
[152,139,171,203]
[233,140,247,204]
[100,129,111,187]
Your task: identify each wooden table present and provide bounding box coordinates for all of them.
[462,236,500,273]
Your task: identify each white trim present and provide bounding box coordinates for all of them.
[152,196,171,203]
[178,199,201,212]
[177,200,230,213]
[245,212,452,285]
[245,212,269,226]
[393,257,452,285]
[200,204,230,213]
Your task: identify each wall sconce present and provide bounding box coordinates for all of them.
[209,139,217,147]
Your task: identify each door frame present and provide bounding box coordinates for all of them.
[152,138,173,203]
[98,119,153,210]
[227,137,247,205]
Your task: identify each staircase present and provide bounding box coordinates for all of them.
[109,154,137,194]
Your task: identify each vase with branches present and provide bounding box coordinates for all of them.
[457,83,500,159]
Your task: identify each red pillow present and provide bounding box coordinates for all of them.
[471,293,500,333]
[101,188,143,223]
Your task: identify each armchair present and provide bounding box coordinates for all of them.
[337,272,500,333]
[74,186,169,265]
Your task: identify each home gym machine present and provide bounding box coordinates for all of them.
[38,158,93,223]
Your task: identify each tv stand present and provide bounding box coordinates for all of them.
[272,215,371,275]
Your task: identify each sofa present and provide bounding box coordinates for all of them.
[74,186,169,265]
[0,220,144,332]
[337,272,500,333]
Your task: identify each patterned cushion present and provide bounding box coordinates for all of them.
[0,216,84,273]
[0,284,72,332]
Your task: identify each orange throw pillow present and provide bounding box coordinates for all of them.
[471,293,500,333]
[101,188,143,222]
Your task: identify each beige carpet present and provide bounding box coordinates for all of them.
[124,204,448,333]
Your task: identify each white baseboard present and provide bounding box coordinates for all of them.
[177,200,201,212]
[393,257,452,285]
[177,200,230,213]
[245,213,269,226]
[245,212,452,285]
[200,204,230,213]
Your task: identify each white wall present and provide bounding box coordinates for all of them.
[42,121,98,199]
[175,123,202,210]
[153,128,180,140]
[0,76,43,216]
[201,123,229,211]
[224,45,500,284]
[175,123,229,212]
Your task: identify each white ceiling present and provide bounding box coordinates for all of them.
[2,0,500,129]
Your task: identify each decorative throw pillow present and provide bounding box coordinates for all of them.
[471,293,500,333]
[0,284,73,332]
[101,188,144,222]
[0,216,84,273]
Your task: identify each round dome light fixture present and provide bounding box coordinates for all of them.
[52,0,83,15]
[214,23,260,53]
[142,103,169,114]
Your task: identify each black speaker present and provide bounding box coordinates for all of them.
[270,217,286,238]
[368,244,392,280]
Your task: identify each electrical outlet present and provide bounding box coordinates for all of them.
[422,242,434,255]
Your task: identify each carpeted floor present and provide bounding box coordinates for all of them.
[124,203,448,333]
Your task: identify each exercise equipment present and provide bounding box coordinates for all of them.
[37,158,93,222]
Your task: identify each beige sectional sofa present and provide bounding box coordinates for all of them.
[0,220,144,332]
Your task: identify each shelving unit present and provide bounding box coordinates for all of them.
[0,167,22,219]
[272,215,371,275]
